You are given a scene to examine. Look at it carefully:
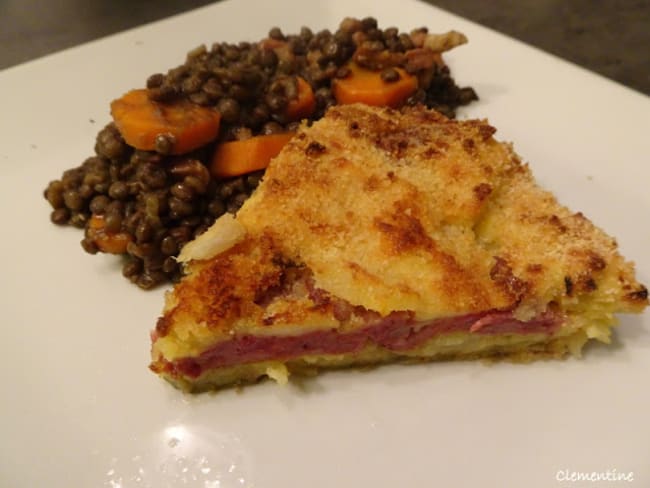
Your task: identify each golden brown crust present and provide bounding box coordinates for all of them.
[234,104,646,319]
[235,105,522,317]
[151,103,647,375]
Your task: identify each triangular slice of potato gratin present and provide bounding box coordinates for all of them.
[150,103,648,392]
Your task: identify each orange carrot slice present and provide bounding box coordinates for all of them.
[211,132,294,178]
[110,89,221,155]
[332,62,418,107]
[88,215,132,254]
[285,77,316,121]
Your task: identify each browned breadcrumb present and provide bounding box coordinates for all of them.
[151,104,647,391]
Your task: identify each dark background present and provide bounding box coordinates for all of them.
[1,0,649,95]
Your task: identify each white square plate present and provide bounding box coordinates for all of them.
[1,1,648,487]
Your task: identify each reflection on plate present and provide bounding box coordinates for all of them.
[102,423,251,487]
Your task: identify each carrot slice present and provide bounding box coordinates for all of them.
[211,132,294,178]
[332,62,418,107]
[88,215,132,254]
[285,77,316,121]
[110,89,221,155]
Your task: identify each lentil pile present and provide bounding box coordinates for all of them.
[44,17,478,289]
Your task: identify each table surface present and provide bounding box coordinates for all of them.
[2,0,649,96]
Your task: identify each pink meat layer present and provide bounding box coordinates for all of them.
[169,310,562,379]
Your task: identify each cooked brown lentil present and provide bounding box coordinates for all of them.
[44,17,478,289]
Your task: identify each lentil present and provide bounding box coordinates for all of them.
[89,195,110,214]
[44,17,477,289]
[108,181,129,200]
[380,67,401,83]
[154,133,176,155]
[51,208,70,225]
